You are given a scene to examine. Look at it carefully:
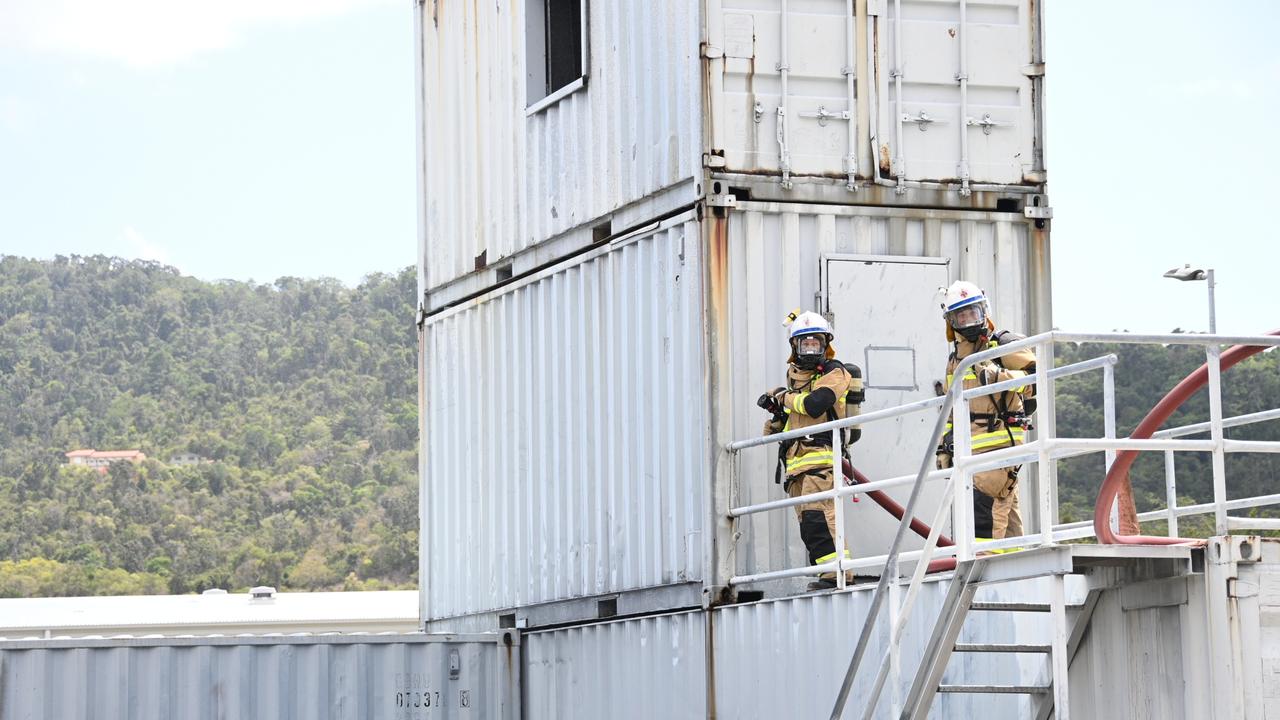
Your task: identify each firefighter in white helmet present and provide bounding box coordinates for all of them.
[936,281,1036,542]
[758,310,865,590]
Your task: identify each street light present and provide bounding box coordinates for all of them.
[1162,264,1216,334]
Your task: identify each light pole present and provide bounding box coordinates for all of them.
[1162,264,1216,334]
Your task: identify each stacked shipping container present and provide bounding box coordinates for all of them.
[418,0,1049,629]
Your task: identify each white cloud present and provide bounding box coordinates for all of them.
[123,226,171,265]
[0,0,397,67]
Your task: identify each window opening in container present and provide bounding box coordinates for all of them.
[526,0,589,113]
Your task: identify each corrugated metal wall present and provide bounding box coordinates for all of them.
[422,217,707,621]
[874,0,1039,184]
[0,633,519,720]
[523,611,707,719]
[712,577,1071,719]
[721,201,1050,581]
[517,577,1079,719]
[419,0,702,291]
[708,0,1042,184]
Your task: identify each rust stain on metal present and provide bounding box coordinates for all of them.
[879,144,892,175]
[948,27,956,38]
[706,212,730,328]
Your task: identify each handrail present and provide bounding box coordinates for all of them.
[721,330,1280,720]
[827,330,1052,717]
[1095,329,1280,542]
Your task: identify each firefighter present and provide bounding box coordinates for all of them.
[759,311,865,590]
[936,281,1036,542]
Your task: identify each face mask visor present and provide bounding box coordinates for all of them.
[793,334,827,368]
[947,303,986,332]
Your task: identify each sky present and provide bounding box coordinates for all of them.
[0,0,416,287]
[0,0,1275,334]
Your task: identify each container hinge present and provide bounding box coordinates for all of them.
[1022,63,1046,77]
[1229,578,1259,599]
[799,106,851,127]
[701,42,724,59]
[867,0,887,16]
[703,152,727,169]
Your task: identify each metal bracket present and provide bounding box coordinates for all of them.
[967,113,1011,135]
[903,111,943,131]
[799,106,851,127]
[1023,195,1052,220]
[706,191,737,208]
[753,101,764,123]
[702,152,727,169]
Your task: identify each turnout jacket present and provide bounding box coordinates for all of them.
[944,333,1035,454]
[763,359,864,479]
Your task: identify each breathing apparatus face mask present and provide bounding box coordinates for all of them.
[793,335,826,370]
[948,304,987,342]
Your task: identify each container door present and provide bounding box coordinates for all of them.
[823,254,951,560]
[871,0,1039,185]
[711,0,859,178]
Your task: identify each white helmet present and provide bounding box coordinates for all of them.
[941,280,991,342]
[787,311,835,369]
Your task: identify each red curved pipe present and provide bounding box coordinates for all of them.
[843,459,958,573]
[1094,330,1280,545]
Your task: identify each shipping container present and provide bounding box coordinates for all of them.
[708,0,1044,187]
[416,0,1047,300]
[0,632,519,720]
[516,573,1082,719]
[1068,536,1280,718]
[517,540,1280,719]
[421,214,708,625]
[720,201,1051,587]
[417,0,703,294]
[419,201,1048,625]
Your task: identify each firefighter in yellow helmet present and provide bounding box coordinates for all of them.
[936,281,1036,542]
[759,311,865,590]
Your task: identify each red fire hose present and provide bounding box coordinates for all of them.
[1094,330,1280,545]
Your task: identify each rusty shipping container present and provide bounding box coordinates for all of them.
[419,201,1050,628]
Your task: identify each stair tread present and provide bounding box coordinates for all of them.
[953,643,1052,653]
[938,684,1052,694]
[969,601,1082,612]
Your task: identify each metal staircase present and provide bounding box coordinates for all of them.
[900,552,1100,719]
[897,543,1190,719]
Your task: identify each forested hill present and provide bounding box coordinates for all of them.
[0,255,1275,598]
[0,255,419,596]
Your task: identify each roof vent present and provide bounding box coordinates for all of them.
[202,588,228,595]
[250,586,277,601]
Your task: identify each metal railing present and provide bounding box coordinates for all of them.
[722,331,1280,719]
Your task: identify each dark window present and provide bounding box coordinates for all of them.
[526,0,587,109]
[544,0,582,93]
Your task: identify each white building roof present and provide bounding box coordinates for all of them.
[0,590,419,639]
